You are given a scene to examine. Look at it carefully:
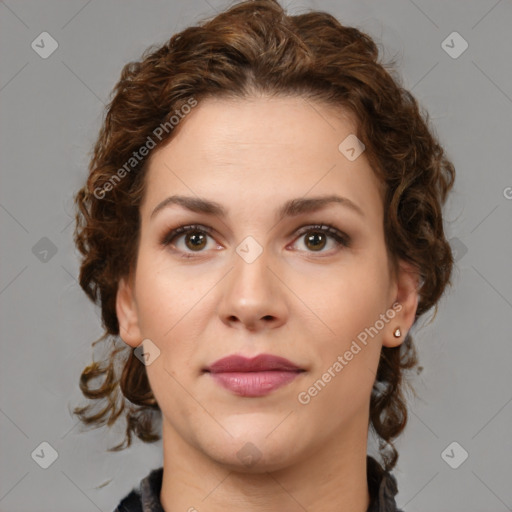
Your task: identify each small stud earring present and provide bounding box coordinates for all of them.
[393,327,401,338]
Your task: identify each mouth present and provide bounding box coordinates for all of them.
[203,354,306,397]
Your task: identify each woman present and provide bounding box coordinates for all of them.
[73,1,455,510]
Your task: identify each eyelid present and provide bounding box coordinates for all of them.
[160,222,351,253]
[291,224,350,248]
[159,224,215,246]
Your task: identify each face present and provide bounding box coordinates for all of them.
[117,95,419,472]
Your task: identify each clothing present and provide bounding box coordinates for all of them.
[114,455,404,512]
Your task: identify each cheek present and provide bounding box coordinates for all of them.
[297,265,387,418]
[133,254,212,381]
[303,257,390,339]
[135,275,171,338]
[133,252,199,337]
[299,253,391,402]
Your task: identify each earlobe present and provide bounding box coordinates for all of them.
[116,275,143,347]
[383,260,420,348]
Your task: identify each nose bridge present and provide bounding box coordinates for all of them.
[217,236,287,328]
[230,237,275,304]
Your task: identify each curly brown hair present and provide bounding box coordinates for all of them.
[72,0,455,473]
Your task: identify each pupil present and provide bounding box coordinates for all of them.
[306,232,325,251]
[187,232,206,250]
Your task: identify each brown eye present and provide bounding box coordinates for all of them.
[160,224,215,255]
[304,231,327,251]
[185,231,207,251]
[292,224,350,254]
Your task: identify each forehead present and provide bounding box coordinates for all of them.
[141,95,384,220]
[163,95,357,157]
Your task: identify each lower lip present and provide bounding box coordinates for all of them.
[208,371,302,397]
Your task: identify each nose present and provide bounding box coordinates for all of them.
[216,245,288,332]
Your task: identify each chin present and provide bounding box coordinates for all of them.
[200,424,302,473]
[212,444,297,474]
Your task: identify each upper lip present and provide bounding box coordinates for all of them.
[205,354,304,373]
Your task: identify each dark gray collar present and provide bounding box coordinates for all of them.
[115,455,402,512]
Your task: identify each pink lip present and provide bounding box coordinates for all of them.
[204,354,305,397]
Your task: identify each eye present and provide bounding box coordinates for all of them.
[160,224,218,257]
[290,224,350,253]
[160,223,351,258]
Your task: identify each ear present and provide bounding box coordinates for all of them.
[383,260,420,348]
[116,274,143,348]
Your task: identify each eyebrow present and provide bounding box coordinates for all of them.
[150,194,365,221]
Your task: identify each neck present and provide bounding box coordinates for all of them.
[159,419,371,512]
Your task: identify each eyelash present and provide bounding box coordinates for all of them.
[160,223,351,258]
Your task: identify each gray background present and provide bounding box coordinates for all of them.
[1,0,511,511]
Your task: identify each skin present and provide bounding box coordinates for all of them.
[116,95,419,512]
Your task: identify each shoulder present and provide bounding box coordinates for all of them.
[113,466,164,512]
[113,489,143,512]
